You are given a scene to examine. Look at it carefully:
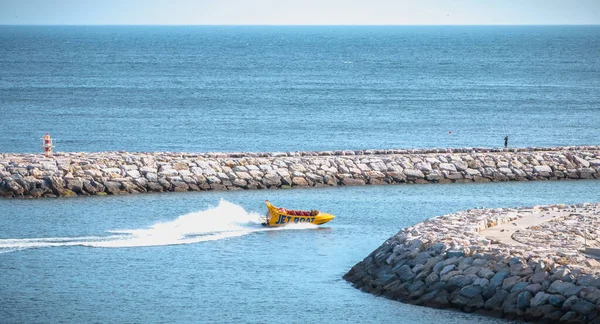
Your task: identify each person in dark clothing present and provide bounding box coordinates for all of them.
[504,135,509,148]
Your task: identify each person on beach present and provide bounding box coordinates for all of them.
[504,135,509,148]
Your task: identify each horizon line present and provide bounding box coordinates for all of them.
[1,23,599,27]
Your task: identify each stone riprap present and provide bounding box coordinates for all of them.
[344,203,600,323]
[0,146,599,198]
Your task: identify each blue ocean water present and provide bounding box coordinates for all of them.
[1,180,599,323]
[0,26,599,153]
[1,26,600,323]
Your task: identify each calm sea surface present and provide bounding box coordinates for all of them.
[0,26,599,323]
[0,26,599,153]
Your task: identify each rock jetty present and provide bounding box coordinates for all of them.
[344,203,600,323]
[0,146,599,198]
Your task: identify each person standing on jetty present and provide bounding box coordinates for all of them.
[504,135,509,148]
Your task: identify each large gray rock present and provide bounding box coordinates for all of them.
[146,182,163,192]
[473,278,489,287]
[425,273,439,286]
[341,177,365,186]
[525,283,543,295]
[517,291,533,310]
[548,294,566,307]
[533,165,552,173]
[439,163,457,172]
[580,287,600,304]
[511,282,529,293]
[489,269,509,289]
[146,172,158,182]
[577,274,600,288]
[395,265,416,282]
[530,271,548,284]
[2,179,24,195]
[262,173,281,187]
[502,291,519,315]
[550,267,574,282]
[454,160,469,171]
[459,285,484,299]
[477,267,495,279]
[530,291,549,307]
[570,298,596,316]
[66,179,84,193]
[44,176,68,195]
[547,280,584,297]
[439,264,456,276]
[104,181,121,194]
[403,169,425,179]
[529,305,560,320]
[451,275,477,289]
[432,260,445,273]
[502,276,521,291]
[407,280,426,294]
[559,311,580,323]
[484,288,509,310]
[573,156,590,167]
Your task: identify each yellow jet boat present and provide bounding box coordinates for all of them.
[262,200,335,227]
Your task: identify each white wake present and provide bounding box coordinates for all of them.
[0,199,317,253]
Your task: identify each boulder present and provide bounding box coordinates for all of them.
[517,291,533,310]
[146,182,163,192]
[459,285,484,299]
[511,282,529,293]
[570,298,596,316]
[447,275,475,292]
[502,291,519,316]
[528,304,559,320]
[525,283,543,295]
[489,269,509,289]
[530,271,548,284]
[530,291,549,307]
[548,294,566,307]
[439,264,456,276]
[425,273,439,286]
[341,177,365,186]
[262,173,281,187]
[477,267,495,279]
[547,280,584,297]
[577,275,600,288]
[403,169,424,179]
[395,265,416,282]
[3,179,24,195]
[533,165,552,174]
[66,179,84,194]
[502,276,521,291]
[44,176,67,196]
[559,311,580,323]
[439,163,457,172]
[103,181,121,194]
[292,177,309,186]
[573,156,590,167]
[580,287,600,304]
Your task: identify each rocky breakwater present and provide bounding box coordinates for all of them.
[0,146,599,198]
[344,203,600,323]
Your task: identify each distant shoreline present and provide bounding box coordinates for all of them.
[1,24,599,27]
[0,146,598,198]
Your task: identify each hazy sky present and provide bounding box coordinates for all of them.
[1,0,599,25]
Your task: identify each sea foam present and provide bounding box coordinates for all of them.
[0,199,314,252]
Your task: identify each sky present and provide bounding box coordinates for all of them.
[0,0,599,25]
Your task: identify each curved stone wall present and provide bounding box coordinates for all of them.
[344,203,600,323]
[0,146,599,198]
